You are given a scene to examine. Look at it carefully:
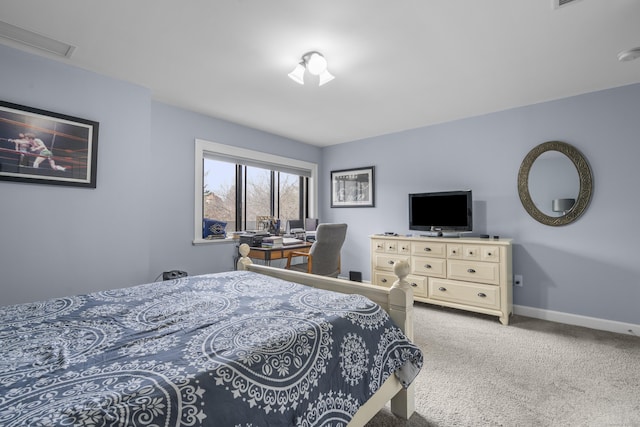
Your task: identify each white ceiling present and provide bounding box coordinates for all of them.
[1,0,639,147]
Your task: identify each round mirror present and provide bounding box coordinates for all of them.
[518,141,592,226]
[528,151,580,217]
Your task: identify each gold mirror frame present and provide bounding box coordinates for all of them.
[518,141,593,226]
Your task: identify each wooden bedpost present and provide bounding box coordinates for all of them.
[237,243,253,271]
[389,260,416,420]
[389,260,414,340]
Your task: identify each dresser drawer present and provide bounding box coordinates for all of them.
[384,241,398,253]
[429,278,500,310]
[480,246,500,262]
[372,239,386,253]
[462,245,482,261]
[407,274,428,297]
[411,256,446,278]
[411,241,446,258]
[373,272,395,288]
[372,239,408,254]
[374,272,427,297]
[373,254,410,272]
[447,244,463,258]
[448,244,500,262]
[397,241,411,254]
[447,260,500,285]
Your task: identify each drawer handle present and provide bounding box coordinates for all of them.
[411,283,418,287]
[468,251,474,255]
[424,247,431,252]
[467,268,476,273]
[401,246,407,250]
[424,264,432,269]
[451,250,457,254]
[388,260,395,265]
[381,278,387,283]
[478,292,487,298]
[487,252,492,256]
[377,245,383,249]
[438,287,447,292]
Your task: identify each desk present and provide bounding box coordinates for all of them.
[247,242,312,266]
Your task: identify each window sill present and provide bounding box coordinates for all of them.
[192,237,238,246]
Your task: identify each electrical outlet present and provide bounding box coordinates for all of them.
[514,274,523,287]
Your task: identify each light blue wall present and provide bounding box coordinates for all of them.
[0,44,320,305]
[0,44,152,303]
[148,102,321,279]
[2,42,638,326]
[321,83,640,325]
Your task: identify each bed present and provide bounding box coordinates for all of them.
[0,245,422,426]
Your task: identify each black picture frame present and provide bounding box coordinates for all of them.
[0,100,99,188]
[331,166,375,208]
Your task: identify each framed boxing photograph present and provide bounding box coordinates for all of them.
[0,100,99,188]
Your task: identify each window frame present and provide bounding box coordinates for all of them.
[194,139,318,245]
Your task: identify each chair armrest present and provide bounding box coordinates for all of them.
[286,251,312,271]
[289,250,311,257]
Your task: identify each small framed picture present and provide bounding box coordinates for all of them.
[331,166,375,208]
[0,100,99,188]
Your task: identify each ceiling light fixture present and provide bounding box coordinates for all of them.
[617,47,640,62]
[288,51,335,86]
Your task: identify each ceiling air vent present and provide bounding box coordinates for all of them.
[553,0,582,9]
[0,20,75,58]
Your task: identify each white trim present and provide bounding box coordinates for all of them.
[363,277,637,336]
[192,238,236,246]
[193,139,318,245]
[514,304,639,336]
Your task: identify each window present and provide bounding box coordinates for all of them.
[194,139,317,244]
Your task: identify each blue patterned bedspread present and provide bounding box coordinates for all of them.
[0,270,423,426]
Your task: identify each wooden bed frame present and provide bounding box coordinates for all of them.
[237,243,416,426]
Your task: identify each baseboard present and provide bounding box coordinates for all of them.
[514,304,639,337]
[361,279,638,336]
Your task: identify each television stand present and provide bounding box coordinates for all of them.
[370,234,513,325]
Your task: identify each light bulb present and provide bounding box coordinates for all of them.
[318,70,335,86]
[306,53,327,75]
[288,63,305,84]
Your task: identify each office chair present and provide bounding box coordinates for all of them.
[285,223,347,278]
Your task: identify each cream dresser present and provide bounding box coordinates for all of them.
[370,235,513,324]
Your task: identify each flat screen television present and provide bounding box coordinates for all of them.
[409,190,473,232]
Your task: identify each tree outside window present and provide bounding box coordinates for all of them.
[203,159,303,234]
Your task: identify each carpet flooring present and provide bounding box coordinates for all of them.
[366,303,640,427]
